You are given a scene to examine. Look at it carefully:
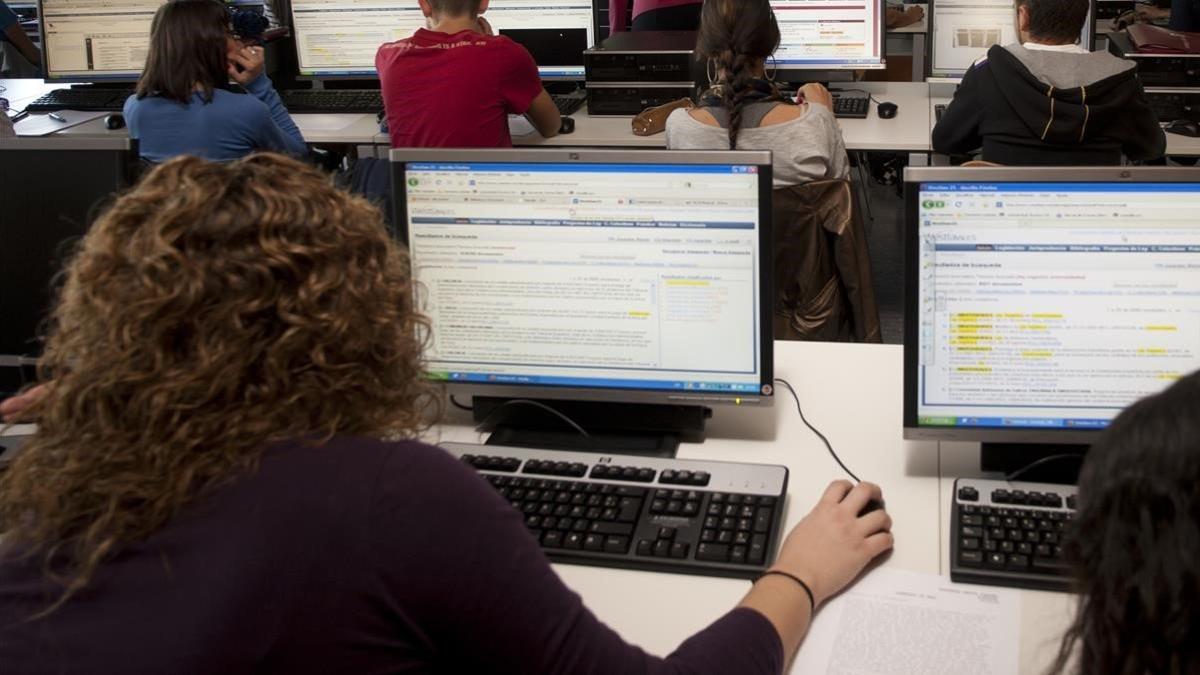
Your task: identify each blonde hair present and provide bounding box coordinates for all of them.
[0,153,440,610]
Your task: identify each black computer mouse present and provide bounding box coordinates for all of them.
[859,499,884,517]
[1166,119,1200,138]
[559,116,575,135]
[877,101,898,119]
[104,113,126,130]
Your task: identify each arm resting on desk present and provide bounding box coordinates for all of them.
[243,73,308,156]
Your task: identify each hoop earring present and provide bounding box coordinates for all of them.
[706,58,718,87]
[766,55,777,84]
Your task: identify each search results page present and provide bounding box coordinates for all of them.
[917,182,1200,429]
[771,0,883,69]
[41,0,164,80]
[405,162,766,394]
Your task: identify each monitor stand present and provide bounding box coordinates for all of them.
[980,442,1090,485]
[473,396,710,458]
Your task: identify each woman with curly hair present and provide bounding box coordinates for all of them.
[0,154,893,674]
[1050,371,1200,675]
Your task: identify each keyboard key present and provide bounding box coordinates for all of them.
[1008,554,1030,569]
[670,542,689,559]
[617,498,642,522]
[658,526,677,541]
[590,522,634,536]
[754,507,772,533]
[1000,541,1015,553]
[584,534,604,551]
[730,546,747,564]
[961,526,983,538]
[636,468,656,482]
[636,539,653,557]
[748,534,767,564]
[604,535,630,554]
[717,530,733,544]
[1017,542,1033,556]
[696,543,730,562]
[543,531,563,548]
[957,485,980,502]
[700,529,716,543]
[564,533,583,549]
[986,552,1007,567]
[961,537,980,550]
[653,540,671,557]
[960,550,984,566]
[682,501,700,517]
[961,514,983,526]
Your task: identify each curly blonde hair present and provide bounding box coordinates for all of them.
[0,154,439,610]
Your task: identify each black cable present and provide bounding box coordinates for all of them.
[449,395,474,412]
[1005,453,1085,483]
[473,398,590,438]
[775,377,860,483]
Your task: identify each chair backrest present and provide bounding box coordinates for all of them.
[771,178,881,343]
[0,137,139,394]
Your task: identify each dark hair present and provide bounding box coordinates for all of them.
[1017,0,1089,44]
[428,0,483,18]
[1050,370,1200,675]
[136,0,231,104]
[695,0,781,150]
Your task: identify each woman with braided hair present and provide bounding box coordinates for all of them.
[665,0,849,188]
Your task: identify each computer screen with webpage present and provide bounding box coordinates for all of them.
[290,0,593,78]
[400,159,770,400]
[771,0,885,70]
[914,180,1200,432]
[930,0,1093,77]
[40,0,165,82]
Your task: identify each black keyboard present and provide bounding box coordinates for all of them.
[445,442,789,579]
[935,103,947,123]
[26,88,133,113]
[951,478,1076,592]
[278,89,384,114]
[830,93,870,119]
[552,93,585,116]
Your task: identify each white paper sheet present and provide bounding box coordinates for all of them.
[14,110,108,136]
[292,114,362,132]
[507,114,535,137]
[792,568,1021,675]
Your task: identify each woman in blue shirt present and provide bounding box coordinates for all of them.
[124,0,306,163]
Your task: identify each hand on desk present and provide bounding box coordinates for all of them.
[798,83,833,109]
[738,480,892,669]
[0,383,47,423]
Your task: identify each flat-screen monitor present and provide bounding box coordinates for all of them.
[390,148,775,408]
[903,167,1200,444]
[290,0,594,79]
[930,0,1096,79]
[0,137,140,396]
[39,0,165,83]
[770,0,886,73]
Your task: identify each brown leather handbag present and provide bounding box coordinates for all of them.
[631,98,694,136]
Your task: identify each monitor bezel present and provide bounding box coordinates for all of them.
[391,147,776,408]
[902,165,1200,443]
[37,0,160,84]
[772,0,889,75]
[928,0,1097,80]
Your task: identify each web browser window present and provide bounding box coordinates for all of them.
[916,182,1200,430]
[41,0,164,81]
[291,0,593,78]
[931,0,1091,77]
[404,162,766,394]
[771,0,884,69]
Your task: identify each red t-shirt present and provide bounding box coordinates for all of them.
[377,29,543,148]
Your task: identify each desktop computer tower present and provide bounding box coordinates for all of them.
[584,31,702,115]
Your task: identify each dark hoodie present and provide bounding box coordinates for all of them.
[932,44,1167,165]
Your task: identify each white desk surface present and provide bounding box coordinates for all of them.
[1,78,58,109]
[425,340,1073,671]
[887,3,929,34]
[53,112,382,145]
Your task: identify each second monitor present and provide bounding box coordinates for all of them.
[289,0,593,79]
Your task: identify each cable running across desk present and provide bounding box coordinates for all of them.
[775,377,861,483]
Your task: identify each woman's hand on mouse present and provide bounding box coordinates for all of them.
[227,45,266,86]
[769,480,893,607]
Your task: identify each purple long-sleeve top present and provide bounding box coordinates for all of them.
[0,436,783,674]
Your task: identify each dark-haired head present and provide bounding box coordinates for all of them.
[695,0,782,150]
[1016,0,1089,45]
[136,0,233,104]
[1051,370,1200,675]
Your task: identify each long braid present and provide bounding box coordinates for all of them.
[723,52,757,150]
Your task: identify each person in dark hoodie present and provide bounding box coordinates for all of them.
[932,0,1167,165]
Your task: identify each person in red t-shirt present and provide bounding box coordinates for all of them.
[376,0,561,148]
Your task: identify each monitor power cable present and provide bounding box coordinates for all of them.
[774,377,861,483]
[1004,453,1085,483]
[473,398,591,438]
